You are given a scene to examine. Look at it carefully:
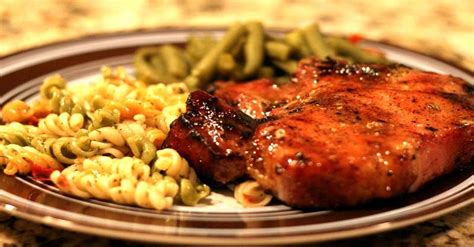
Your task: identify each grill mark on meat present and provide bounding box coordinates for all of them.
[437,92,474,110]
[162,91,257,184]
[463,83,474,95]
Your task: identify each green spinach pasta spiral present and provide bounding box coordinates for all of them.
[153,149,210,206]
[0,122,40,145]
[86,108,121,130]
[30,134,125,164]
[0,144,62,175]
[40,74,87,115]
[39,74,66,100]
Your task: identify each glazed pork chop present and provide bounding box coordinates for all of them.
[163,58,474,208]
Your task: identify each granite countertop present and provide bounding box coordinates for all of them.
[0,0,473,246]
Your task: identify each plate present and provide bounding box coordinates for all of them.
[0,28,473,245]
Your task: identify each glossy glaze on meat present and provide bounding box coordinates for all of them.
[162,90,257,184]
[163,58,474,208]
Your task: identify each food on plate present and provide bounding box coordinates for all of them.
[0,67,210,210]
[162,58,474,208]
[234,180,273,207]
[50,156,179,210]
[0,143,62,176]
[1,22,471,210]
[134,22,387,89]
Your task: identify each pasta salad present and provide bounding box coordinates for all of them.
[0,67,210,210]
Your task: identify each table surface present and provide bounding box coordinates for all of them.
[0,0,473,246]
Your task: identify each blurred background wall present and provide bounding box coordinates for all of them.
[1,0,472,69]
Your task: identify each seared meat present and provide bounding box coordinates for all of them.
[162,90,257,184]
[215,59,472,118]
[163,58,474,207]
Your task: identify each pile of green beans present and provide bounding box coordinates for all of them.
[134,22,388,89]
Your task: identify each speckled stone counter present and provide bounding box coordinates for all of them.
[0,0,473,246]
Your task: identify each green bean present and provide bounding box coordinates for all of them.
[186,35,217,62]
[134,22,389,86]
[272,60,298,74]
[181,50,196,68]
[229,66,245,81]
[301,23,335,59]
[257,66,274,78]
[150,55,177,83]
[229,36,246,58]
[145,52,179,83]
[159,45,189,79]
[185,22,246,89]
[265,41,292,61]
[242,22,264,77]
[180,179,210,206]
[217,53,236,74]
[284,30,311,58]
[134,47,165,84]
[150,56,166,75]
[325,37,388,64]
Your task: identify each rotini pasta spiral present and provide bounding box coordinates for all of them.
[144,83,189,110]
[153,149,210,206]
[88,121,158,164]
[180,178,210,206]
[91,68,188,128]
[50,156,179,210]
[1,100,34,123]
[157,102,187,132]
[144,127,167,147]
[50,92,87,115]
[0,122,40,145]
[95,77,142,101]
[30,135,125,164]
[234,181,272,207]
[88,127,127,147]
[38,112,85,136]
[108,173,178,209]
[81,156,150,182]
[153,148,197,183]
[0,144,62,175]
[40,75,87,115]
[86,108,121,130]
[40,74,67,100]
[0,67,209,210]
[101,66,146,91]
[126,136,157,165]
[74,67,147,114]
[31,135,94,164]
